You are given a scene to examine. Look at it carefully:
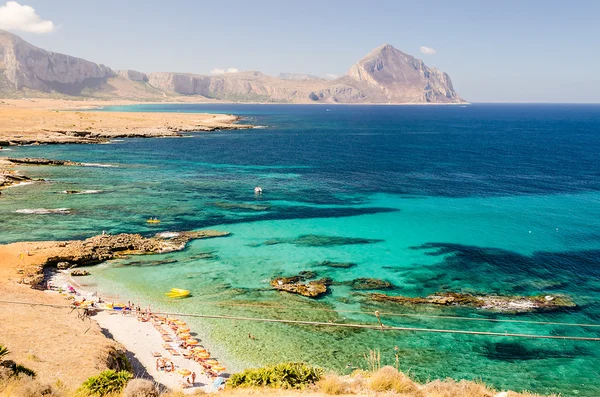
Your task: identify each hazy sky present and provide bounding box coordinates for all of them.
[2,0,599,102]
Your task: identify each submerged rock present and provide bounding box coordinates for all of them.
[317,260,358,269]
[261,234,383,247]
[271,275,332,298]
[213,201,270,211]
[370,292,576,313]
[346,278,394,290]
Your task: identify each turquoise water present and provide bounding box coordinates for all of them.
[2,104,600,396]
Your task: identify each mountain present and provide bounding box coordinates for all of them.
[0,30,114,95]
[0,30,464,103]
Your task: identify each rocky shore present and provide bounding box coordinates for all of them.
[5,157,82,166]
[370,291,576,313]
[14,230,230,287]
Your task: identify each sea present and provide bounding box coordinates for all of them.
[1,103,600,396]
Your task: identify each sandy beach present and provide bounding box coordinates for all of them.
[0,231,229,394]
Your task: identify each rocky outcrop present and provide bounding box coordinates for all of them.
[44,230,229,268]
[116,70,148,82]
[271,274,332,298]
[7,157,82,166]
[370,292,576,313]
[0,172,33,188]
[0,29,114,95]
[17,230,229,287]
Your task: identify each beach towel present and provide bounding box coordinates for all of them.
[212,377,224,389]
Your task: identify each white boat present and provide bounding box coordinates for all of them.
[254,186,263,194]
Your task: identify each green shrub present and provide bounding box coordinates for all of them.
[79,370,133,396]
[227,362,323,389]
[13,364,36,377]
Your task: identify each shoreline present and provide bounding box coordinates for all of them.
[0,231,232,394]
[48,270,224,393]
[0,98,254,146]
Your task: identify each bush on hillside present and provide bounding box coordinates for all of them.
[122,378,158,397]
[79,370,133,396]
[0,344,37,379]
[227,362,323,389]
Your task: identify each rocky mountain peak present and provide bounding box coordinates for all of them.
[345,44,463,103]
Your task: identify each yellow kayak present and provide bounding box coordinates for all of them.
[147,218,161,224]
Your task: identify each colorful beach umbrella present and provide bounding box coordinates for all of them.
[178,333,192,340]
[195,352,210,359]
[206,359,219,366]
[177,368,192,377]
[186,339,199,345]
[212,365,226,372]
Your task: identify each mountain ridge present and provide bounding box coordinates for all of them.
[0,30,464,103]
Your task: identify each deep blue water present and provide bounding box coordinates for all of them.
[2,104,600,396]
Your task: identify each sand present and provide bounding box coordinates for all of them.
[0,238,226,394]
[93,310,219,393]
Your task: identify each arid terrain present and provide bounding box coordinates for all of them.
[0,98,251,146]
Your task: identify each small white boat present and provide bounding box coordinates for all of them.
[254,186,263,194]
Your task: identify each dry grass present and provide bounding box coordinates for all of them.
[0,373,58,397]
[421,378,495,397]
[316,374,348,395]
[367,366,419,394]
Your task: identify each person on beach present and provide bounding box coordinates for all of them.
[156,358,160,371]
[191,372,196,384]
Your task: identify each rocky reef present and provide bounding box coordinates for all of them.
[19,230,229,287]
[370,292,576,313]
[271,273,332,298]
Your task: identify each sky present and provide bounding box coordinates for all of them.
[1,0,599,103]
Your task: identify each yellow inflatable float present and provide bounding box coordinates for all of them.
[165,288,191,299]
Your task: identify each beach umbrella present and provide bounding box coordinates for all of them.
[174,320,187,326]
[195,352,210,359]
[206,359,219,366]
[212,365,226,372]
[178,327,190,333]
[186,339,199,346]
[192,347,206,353]
[178,333,192,340]
[177,368,192,377]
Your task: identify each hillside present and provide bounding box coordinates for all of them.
[0,30,464,103]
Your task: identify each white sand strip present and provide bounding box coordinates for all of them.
[94,311,218,393]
